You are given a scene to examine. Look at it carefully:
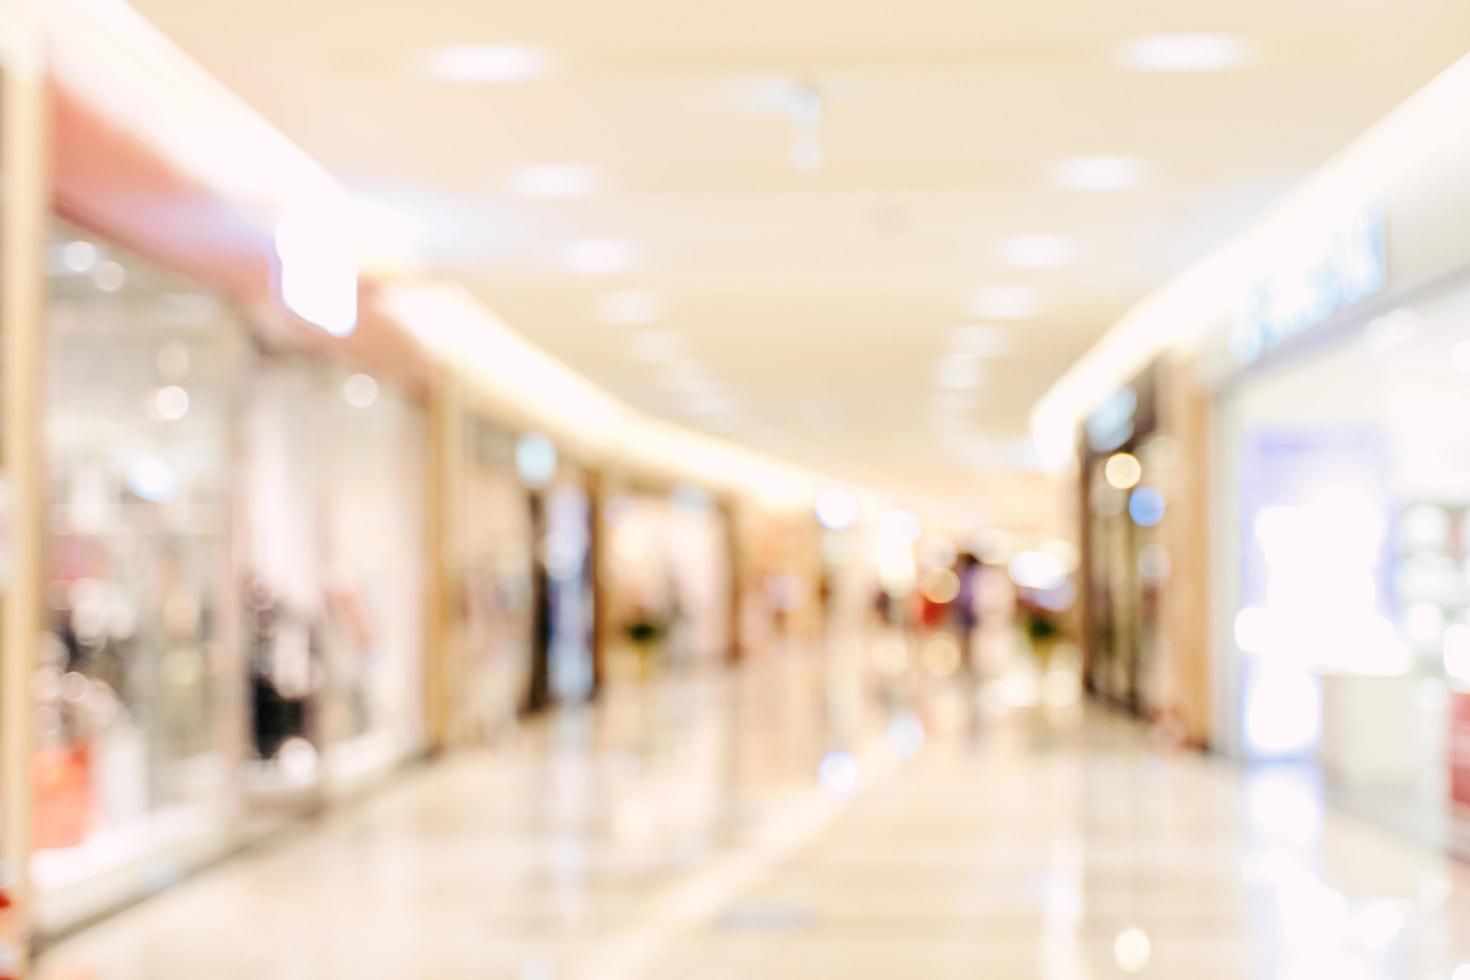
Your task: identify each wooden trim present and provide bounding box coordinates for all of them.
[1,34,49,972]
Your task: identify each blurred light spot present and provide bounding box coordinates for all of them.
[997,234,1082,269]
[564,238,640,274]
[1121,33,1253,73]
[155,342,190,380]
[1008,550,1066,591]
[1453,966,1470,980]
[277,736,319,782]
[971,285,1038,320]
[1113,927,1150,972]
[64,240,98,273]
[343,372,379,409]
[596,288,661,325]
[818,751,859,795]
[1052,155,1145,191]
[94,259,127,293]
[508,163,601,199]
[921,634,962,676]
[420,44,554,83]
[126,455,179,503]
[920,567,960,604]
[1129,486,1166,526]
[60,671,89,703]
[885,711,925,757]
[1104,452,1142,489]
[516,433,558,487]
[153,385,189,421]
[815,487,859,531]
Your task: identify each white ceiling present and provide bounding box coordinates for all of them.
[121,0,1470,485]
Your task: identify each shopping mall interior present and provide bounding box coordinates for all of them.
[3,1,1470,977]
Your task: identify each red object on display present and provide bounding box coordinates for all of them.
[1450,691,1470,808]
[31,744,94,850]
[0,888,19,980]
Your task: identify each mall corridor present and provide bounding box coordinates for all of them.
[32,645,1470,980]
[10,0,1470,976]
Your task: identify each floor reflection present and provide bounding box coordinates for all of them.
[35,630,1470,979]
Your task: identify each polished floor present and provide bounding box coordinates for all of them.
[35,635,1470,980]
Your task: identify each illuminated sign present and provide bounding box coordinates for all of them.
[273,210,358,337]
[1229,211,1386,365]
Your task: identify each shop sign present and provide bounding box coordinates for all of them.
[1229,211,1387,365]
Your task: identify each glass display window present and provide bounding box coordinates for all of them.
[1216,274,1470,853]
[604,489,730,672]
[33,221,250,910]
[245,355,426,792]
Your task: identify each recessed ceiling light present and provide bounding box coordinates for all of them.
[936,355,987,390]
[629,328,682,362]
[508,164,602,199]
[1120,33,1252,73]
[931,389,981,413]
[420,44,554,83]
[971,286,1039,320]
[564,238,640,274]
[658,360,713,394]
[1052,156,1146,192]
[948,324,1011,358]
[997,234,1082,269]
[596,289,661,326]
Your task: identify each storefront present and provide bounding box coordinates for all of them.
[32,221,252,930]
[1078,365,1165,716]
[245,353,427,797]
[1212,222,1470,854]
[602,487,731,672]
[1069,357,1209,741]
